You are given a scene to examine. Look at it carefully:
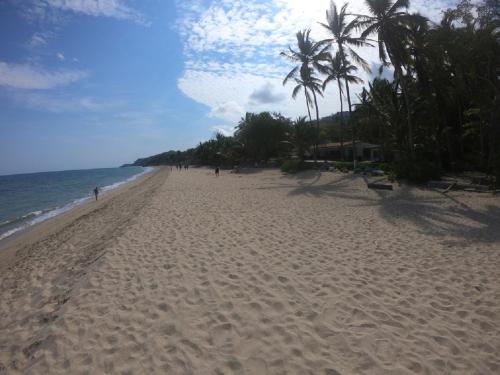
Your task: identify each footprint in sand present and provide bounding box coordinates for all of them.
[210,322,238,353]
[244,357,268,375]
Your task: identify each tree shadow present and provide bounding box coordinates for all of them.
[232,168,268,174]
[279,172,500,244]
[280,170,322,181]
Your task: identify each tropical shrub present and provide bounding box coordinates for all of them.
[281,159,306,173]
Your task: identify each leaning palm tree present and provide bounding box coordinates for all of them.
[283,66,314,122]
[302,66,325,151]
[302,66,325,162]
[356,0,415,158]
[321,52,363,161]
[281,29,329,163]
[320,1,371,164]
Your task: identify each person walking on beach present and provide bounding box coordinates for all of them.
[93,186,99,201]
[215,166,220,177]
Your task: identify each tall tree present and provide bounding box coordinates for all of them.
[281,29,329,162]
[283,65,313,122]
[320,52,363,160]
[356,0,417,158]
[320,1,371,165]
[289,117,317,160]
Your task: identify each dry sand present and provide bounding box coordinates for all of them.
[1,167,499,374]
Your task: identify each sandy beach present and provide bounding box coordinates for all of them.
[1,167,499,374]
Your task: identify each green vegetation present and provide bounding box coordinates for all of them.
[281,159,306,173]
[129,0,498,185]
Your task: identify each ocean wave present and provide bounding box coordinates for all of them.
[0,167,153,242]
[100,167,153,192]
[0,209,46,228]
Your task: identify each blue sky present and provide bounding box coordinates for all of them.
[0,0,454,175]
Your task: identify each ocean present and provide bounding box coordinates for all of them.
[0,166,152,241]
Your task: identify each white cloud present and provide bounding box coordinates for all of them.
[57,52,65,61]
[22,0,147,25]
[211,125,235,136]
[27,32,49,47]
[249,82,285,105]
[176,0,459,126]
[9,91,123,112]
[0,61,88,89]
[178,68,346,122]
[209,101,245,122]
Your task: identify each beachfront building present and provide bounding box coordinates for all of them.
[317,141,381,162]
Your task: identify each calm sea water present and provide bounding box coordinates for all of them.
[0,166,151,241]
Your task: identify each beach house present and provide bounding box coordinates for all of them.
[316,141,381,161]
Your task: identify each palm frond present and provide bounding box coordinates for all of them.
[283,66,299,85]
[322,75,336,91]
[360,22,379,38]
[348,47,371,72]
[346,74,364,84]
[292,84,302,100]
[389,0,410,15]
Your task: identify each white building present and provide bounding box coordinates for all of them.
[316,141,381,161]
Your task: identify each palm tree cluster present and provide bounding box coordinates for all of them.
[281,0,499,183]
[135,0,498,184]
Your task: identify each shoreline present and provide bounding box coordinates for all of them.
[0,166,155,251]
[0,166,168,372]
[0,166,161,271]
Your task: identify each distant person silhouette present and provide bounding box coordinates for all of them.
[93,187,99,201]
[215,167,220,177]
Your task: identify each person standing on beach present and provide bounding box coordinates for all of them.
[215,166,220,177]
[93,187,99,201]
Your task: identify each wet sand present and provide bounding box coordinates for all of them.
[1,167,499,374]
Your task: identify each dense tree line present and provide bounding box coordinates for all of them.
[280,0,499,182]
[131,0,498,184]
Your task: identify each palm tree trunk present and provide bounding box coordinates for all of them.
[311,89,320,165]
[304,89,312,122]
[397,67,414,160]
[344,78,356,168]
[339,44,357,168]
[337,78,345,161]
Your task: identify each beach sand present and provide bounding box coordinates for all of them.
[1,167,499,374]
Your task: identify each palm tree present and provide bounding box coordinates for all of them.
[283,65,314,122]
[356,0,415,158]
[320,1,371,165]
[289,116,317,160]
[302,65,325,162]
[281,29,330,74]
[281,29,329,163]
[321,52,363,160]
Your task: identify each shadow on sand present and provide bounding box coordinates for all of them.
[269,171,500,245]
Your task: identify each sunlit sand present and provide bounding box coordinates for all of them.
[1,168,499,374]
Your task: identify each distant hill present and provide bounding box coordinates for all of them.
[121,150,187,167]
[319,111,350,124]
